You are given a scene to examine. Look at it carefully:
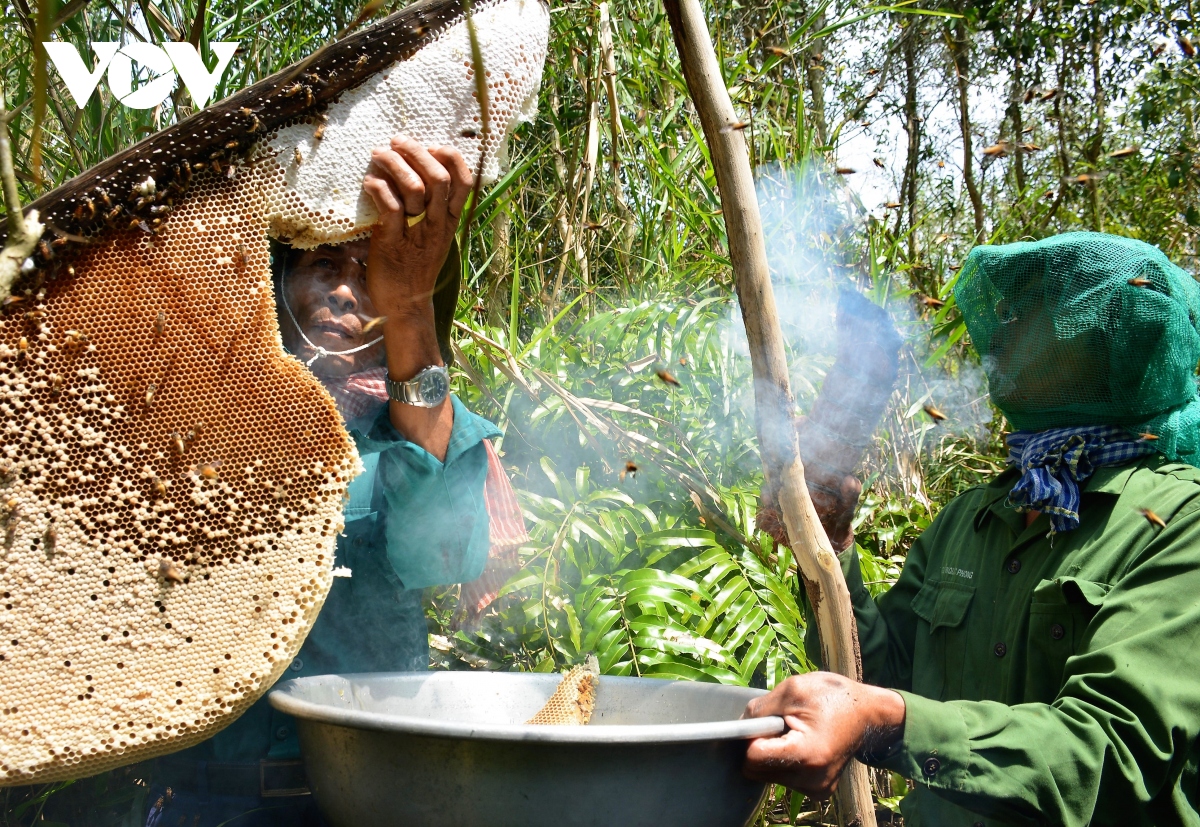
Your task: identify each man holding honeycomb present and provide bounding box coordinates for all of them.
[141,135,527,826]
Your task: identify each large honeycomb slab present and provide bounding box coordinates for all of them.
[0,0,549,785]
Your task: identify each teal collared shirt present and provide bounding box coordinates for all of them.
[172,395,500,765]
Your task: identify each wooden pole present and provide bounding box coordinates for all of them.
[661,2,876,824]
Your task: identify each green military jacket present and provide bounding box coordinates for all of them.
[838,456,1200,826]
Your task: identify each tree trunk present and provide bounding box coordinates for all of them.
[1007,0,1027,195]
[1087,4,1105,230]
[949,11,985,243]
[662,3,876,825]
[901,22,921,259]
[805,6,829,146]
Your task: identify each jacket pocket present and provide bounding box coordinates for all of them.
[911,579,976,700]
[1024,577,1109,702]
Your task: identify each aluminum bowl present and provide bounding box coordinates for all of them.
[269,671,786,827]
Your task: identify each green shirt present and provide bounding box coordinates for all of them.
[831,456,1200,826]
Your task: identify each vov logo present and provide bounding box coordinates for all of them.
[43,41,239,110]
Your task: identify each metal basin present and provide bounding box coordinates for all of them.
[269,671,786,827]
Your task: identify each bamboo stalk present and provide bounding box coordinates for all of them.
[662,2,876,824]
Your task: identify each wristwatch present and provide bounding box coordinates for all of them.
[386,365,450,407]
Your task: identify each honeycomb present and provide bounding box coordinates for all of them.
[259,0,549,248]
[526,656,600,726]
[0,0,549,785]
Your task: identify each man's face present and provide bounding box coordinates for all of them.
[281,239,385,377]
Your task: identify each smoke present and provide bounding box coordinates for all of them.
[743,161,994,460]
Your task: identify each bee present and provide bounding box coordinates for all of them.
[619,461,638,481]
[1023,87,1037,104]
[235,243,249,268]
[355,54,369,69]
[169,432,187,456]
[196,460,222,480]
[679,357,687,366]
[158,558,185,584]
[1040,88,1058,102]
[293,147,304,167]
[73,198,96,222]
[655,369,681,387]
[873,158,885,169]
[937,159,946,168]
[95,188,112,210]
[240,107,261,133]
[224,140,239,151]
[313,121,326,141]
[460,128,480,139]
[1128,277,1153,287]
[145,383,157,408]
[43,523,56,555]
[284,83,305,97]
[36,239,53,262]
[305,72,328,89]
[884,201,902,209]
[584,221,603,231]
[16,337,28,357]
[923,404,947,422]
[150,477,168,499]
[413,23,429,36]
[225,163,237,180]
[361,315,387,335]
[1108,146,1138,159]
[933,233,950,244]
[0,462,12,480]
[5,498,20,545]
[1137,432,1159,442]
[1179,35,1196,58]
[920,295,946,309]
[129,217,144,230]
[192,162,207,173]
[719,120,750,133]
[1020,142,1041,153]
[982,142,1009,157]
[186,422,205,444]
[211,160,224,175]
[154,311,167,336]
[2,295,25,309]
[1139,508,1167,529]
[835,167,856,175]
[765,46,790,57]
[49,374,63,396]
[866,67,880,76]
[1152,41,1168,58]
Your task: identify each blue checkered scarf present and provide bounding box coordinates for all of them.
[1006,425,1156,533]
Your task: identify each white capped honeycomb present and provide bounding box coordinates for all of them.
[0,0,549,785]
[0,166,359,784]
[259,0,549,248]
[526,656,599,726]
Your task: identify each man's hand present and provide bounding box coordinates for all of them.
[360,135,472,459]
[743,673,905,798]
[362,135,473,319]
[757,418,862,553]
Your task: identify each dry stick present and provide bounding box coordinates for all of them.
[661,2,876,825]
[549,99,600,309]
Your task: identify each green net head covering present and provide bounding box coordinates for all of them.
[954,231,1200,464]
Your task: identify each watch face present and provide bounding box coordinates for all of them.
[418,368,450,405]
